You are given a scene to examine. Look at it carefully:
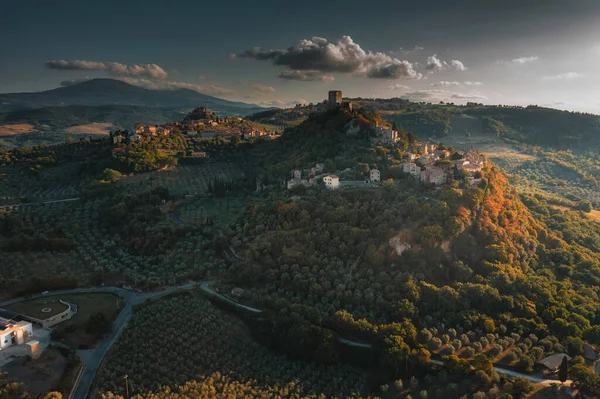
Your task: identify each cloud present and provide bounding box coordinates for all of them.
[400,89,486,103]
[511,56,539,64]
[367,60,421,79]
[236,35,422,80]
[278,69,335,82]
[464,81,483,86]
[45,60,168,80]
[119,77,236,96]
[431,81,462,87]
[425,55,467,72]
[426,55,445,72]
[450,60,467,71]
[542,72,582,80]
[388,83,411,90]
[413,45,424,51]
[251,83,275,93]
[401,89,448,102]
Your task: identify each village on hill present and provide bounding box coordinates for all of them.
[111,90,486,190]
[285,91,486,191]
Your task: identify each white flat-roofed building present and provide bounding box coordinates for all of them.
[0,317,33,351]
[323,174,340,189]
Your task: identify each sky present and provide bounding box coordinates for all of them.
[2,0,600,112]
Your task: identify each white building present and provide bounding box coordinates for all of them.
[369,169,381,182]
[401,162,421,177]
[323,175,340,189]
[0,317,33,351]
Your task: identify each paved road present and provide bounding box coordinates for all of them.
[199,281,262,313]
[0,197,80,209]
[0,284,196,399]
[429,359,571,387]
[3,284,572,395]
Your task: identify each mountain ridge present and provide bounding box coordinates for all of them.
[0,78,264,115]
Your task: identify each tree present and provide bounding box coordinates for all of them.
[579,200,593,213]
[103,168,123,182]
[558,355,568,383]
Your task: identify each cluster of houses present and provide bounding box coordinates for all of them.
[287,164,381,190]
[287,163,327,190]
[112,106,280,145]
[400,145,485,186]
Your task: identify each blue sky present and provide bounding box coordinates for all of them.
[3,0,600,112]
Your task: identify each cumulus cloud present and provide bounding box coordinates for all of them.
[450,60,467,71]
[388,83,411,90]
[413,45,425,51]
[278,69,335,82]
[431,81,462,87]
[464,81,483,86]
[542,72,582,80]
[236,35,423,80]
[425,55,467,72]
[251,83,276,93]
[426,55,445,72]
[367,60,421,79]
[45,60,168,80]
[511,56,539,64]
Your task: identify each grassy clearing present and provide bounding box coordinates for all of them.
[4,297,69,319]
[0,123,37,136]
[63,122,113,135]
[5,293,122,348]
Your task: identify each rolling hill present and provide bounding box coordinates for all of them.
[0,78,264,115]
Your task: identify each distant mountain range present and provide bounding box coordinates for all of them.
[0,78,265,115]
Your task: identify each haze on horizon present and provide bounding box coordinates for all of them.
[2,0,600,113]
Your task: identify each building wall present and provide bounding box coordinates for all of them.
[328,91,342,108]
[0,331,10,350]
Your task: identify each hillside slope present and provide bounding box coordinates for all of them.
[0,79,264,115]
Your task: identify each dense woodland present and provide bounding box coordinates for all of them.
[3,106,600,397]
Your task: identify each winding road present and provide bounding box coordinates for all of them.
[198,283,572,388]
[1,283,572,397]
[0,284,195,399]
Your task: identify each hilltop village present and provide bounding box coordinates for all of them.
[113,106,280,146]
[110,90,486,190]
[286,90,486,191]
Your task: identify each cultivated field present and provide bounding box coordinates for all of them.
[0,123,37,136]
[64,122,114,135]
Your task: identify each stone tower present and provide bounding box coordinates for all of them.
[328,90,342,109]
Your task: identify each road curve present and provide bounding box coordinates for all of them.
[2,284,571,396]
[0,283,196,399]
